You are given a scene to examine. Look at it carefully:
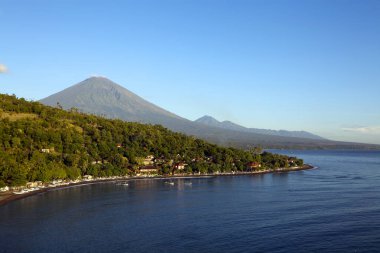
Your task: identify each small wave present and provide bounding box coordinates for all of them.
[335,175,349,179]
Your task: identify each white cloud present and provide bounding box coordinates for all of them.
[0,64,8,73]
[342,126,380,134]
[90,74,107,78]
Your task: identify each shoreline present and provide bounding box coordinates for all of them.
[0,164,314,207]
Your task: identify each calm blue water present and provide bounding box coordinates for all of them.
[1,150,380,253]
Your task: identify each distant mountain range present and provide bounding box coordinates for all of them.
[40,77,379,149]
[194,115,325,140]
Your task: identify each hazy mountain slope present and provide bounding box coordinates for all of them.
[40,77,378,150]
[41,77,184,124]
[195,115,325,140]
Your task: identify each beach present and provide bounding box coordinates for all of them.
[0,164,314,206]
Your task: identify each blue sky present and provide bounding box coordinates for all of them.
[1,0,380,144]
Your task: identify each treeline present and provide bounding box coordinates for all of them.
[0,94,303,186]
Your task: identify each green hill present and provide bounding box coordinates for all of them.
[0,94,302,187]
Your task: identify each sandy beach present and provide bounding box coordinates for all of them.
[0,164,314,207]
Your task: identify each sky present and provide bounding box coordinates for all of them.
[1,0,380,144]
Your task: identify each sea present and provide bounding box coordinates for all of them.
[1,150,380,253]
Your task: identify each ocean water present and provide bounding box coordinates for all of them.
[1,150,380,253]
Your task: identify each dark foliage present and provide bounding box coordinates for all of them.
[0,94,303,186]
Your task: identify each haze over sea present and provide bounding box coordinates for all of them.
[1,150,380,252]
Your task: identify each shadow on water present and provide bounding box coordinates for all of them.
[271,171,289,184]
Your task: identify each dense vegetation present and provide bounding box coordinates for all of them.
[0,94,303,187]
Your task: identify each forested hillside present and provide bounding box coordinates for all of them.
[0,94,303,186]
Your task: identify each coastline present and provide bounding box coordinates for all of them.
[0,164,314,207]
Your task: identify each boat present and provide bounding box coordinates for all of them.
[116,181,129,186]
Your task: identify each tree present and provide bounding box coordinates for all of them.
[0,93,303,186]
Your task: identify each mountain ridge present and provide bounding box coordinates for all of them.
[194,115,325,140]
[40,77,379,150]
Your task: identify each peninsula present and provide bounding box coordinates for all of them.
[0,94,307,199]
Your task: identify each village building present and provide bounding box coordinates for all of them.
[83,175,94,181]
[154,156,166,165]
[174,162,186,170]
[143,155,155,165]
[139,165,158,175]
[191,157,204,162]
[246,162,262,171]
[51,179,64,185]
[0,186,9,192]
[26,181,43,188]
[288,157,297,165]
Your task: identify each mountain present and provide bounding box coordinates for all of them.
[195,115,325,140]
[40,77,209,140]
[40,77,379,149]
[41,76,184,124]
